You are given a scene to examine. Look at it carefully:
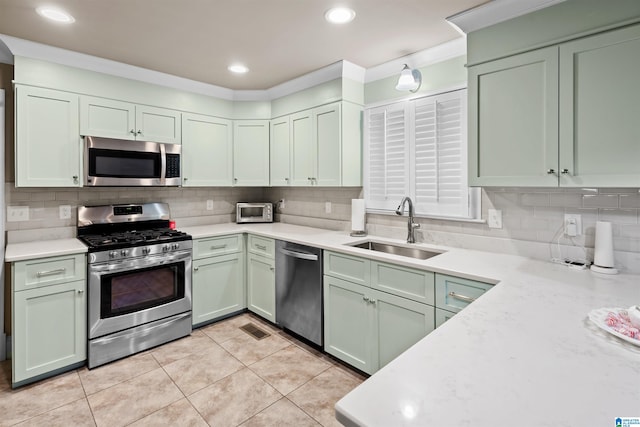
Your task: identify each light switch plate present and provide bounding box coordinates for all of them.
[206,200,214,211]
[564,214,582,236]
[7,206,29,222]
[325,202,332,214]
[488,209,502,229]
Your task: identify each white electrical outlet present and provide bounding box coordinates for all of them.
[564,214,582,237]
[59,205,72,220]
[325,202,332,214]
[206,200,214,211]
[7,206,29,222]
[488,209,502,229]
[279,199,285,209]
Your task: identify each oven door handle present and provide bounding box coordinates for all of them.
[90,251,191,273]
[159,143,167,185]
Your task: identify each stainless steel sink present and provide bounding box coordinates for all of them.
[347,241,443,260]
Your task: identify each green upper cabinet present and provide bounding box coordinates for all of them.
[15,86,82,187]
[468,47,559,187]
[469,22,640,188]
[182,113,233,186]
[290,110,315,185]
[270,116,291,186]
[80,96,181,144]
[233,120,270,186]
[276,101,362,187]
[558,24,640,187]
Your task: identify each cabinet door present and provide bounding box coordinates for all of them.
[233,120,270,186]
[314,103,342,186]
[79,96,136,140]
[182,113,233,186]
[247,254,276,323]
[435,308,456,328]
[373,289,434,369]
[13,280,86,385]
[135,105,182,144]
[270,116,291,186]
[559,24,640,187]
[15,86,81,187]
[468,47,559,186]
[323,275,375,374]
[290,110,315,186]
[192,253,245,326]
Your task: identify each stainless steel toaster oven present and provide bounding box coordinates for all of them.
[236,202,273,223]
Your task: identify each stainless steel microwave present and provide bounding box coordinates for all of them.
[236,203,273,223]
[84,136,181,186]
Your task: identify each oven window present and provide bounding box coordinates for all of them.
[101,263,185,318]
[90,148,161,178]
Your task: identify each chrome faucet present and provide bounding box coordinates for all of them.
[395,197,420,243]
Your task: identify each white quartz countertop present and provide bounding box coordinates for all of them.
[5,238,88,262]
[5,222,639,426]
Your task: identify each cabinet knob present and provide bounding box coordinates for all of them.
[234,178,238,182]
[77,289,84,294]
[183,177,188,181]
[72,175,78,184]
[270,267,275,271]
[307,177,312,180]
[561,169,570,175]
[193,266,199,272]
[130,129,136,135]
[546,169,555,175]
[137,130,142,135]
[284,177,289,181]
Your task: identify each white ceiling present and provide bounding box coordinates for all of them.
[0,0,488,90]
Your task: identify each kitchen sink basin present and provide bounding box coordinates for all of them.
[347,241,443,260]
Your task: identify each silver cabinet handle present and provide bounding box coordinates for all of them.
[137,130,142,135]
[363,296,369,302]
[369,299,377,305]
[448,291,476,303]
[270,267,275,271]
[130,129,136,135]
[210,244,227,250]
[36,267,66,278]
[77,289,84,294]
[561,169,570,174]
[284,177,289,181]
[193,266,199,272]
[546,169,555,174]
[255,244,267,251]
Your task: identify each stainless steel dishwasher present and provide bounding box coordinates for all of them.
[275,240,323,347]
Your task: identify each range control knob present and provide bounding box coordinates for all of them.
[142,247,150,255]
[162,245,170,252]
[109,251,118,259]
[120,249,129,257]
[172,243,179,250]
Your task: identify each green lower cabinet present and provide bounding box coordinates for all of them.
[324,275,375,374]
[247,253,276,323]
[435,308,456,328]
[13,279,86,386]
[375,290,434,368]
[323,275,434,375]
[435,273,493,314]
[192,252,245,326]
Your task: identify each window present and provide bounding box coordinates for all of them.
[364,89,479,219]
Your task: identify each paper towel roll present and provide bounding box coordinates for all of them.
[592,221,617,274]
[351,199,366,233]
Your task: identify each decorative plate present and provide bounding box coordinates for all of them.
[588,307,640,347]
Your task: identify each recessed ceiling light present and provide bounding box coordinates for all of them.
[36,6,75,23]
[325,7,356,24]
[228,64,249,74]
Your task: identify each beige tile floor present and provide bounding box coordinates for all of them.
[0,313,366,427]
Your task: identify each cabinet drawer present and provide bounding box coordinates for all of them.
[435,274,493,313]
[193,235,243,259]
[435,308,456,328]
[13,254,86,291]
[324,251,370,286]
[370,261,434,305]
[247,235,275,259]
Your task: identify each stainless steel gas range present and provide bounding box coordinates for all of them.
[77,203,192,368]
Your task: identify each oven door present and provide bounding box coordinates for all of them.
[88,250,192,339]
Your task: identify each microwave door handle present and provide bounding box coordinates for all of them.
[159,143,166,185]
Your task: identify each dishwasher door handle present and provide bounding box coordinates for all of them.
[278,248,319,261]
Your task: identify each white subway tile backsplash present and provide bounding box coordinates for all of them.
[599,209,638,224]
[521,193,550,207]
[582,194,619,208]
[549,193,583,208]
[620,194,640,209]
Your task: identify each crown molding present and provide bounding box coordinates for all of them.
[446,0,567,34]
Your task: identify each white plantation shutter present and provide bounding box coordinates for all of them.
[365,102,409,210]
[412,90,468,217]
[365,89,476,219]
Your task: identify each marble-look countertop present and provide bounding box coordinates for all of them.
[5,222,639,426]
[5,238,88,262]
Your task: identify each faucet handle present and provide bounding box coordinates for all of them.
[412,222,420,229]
